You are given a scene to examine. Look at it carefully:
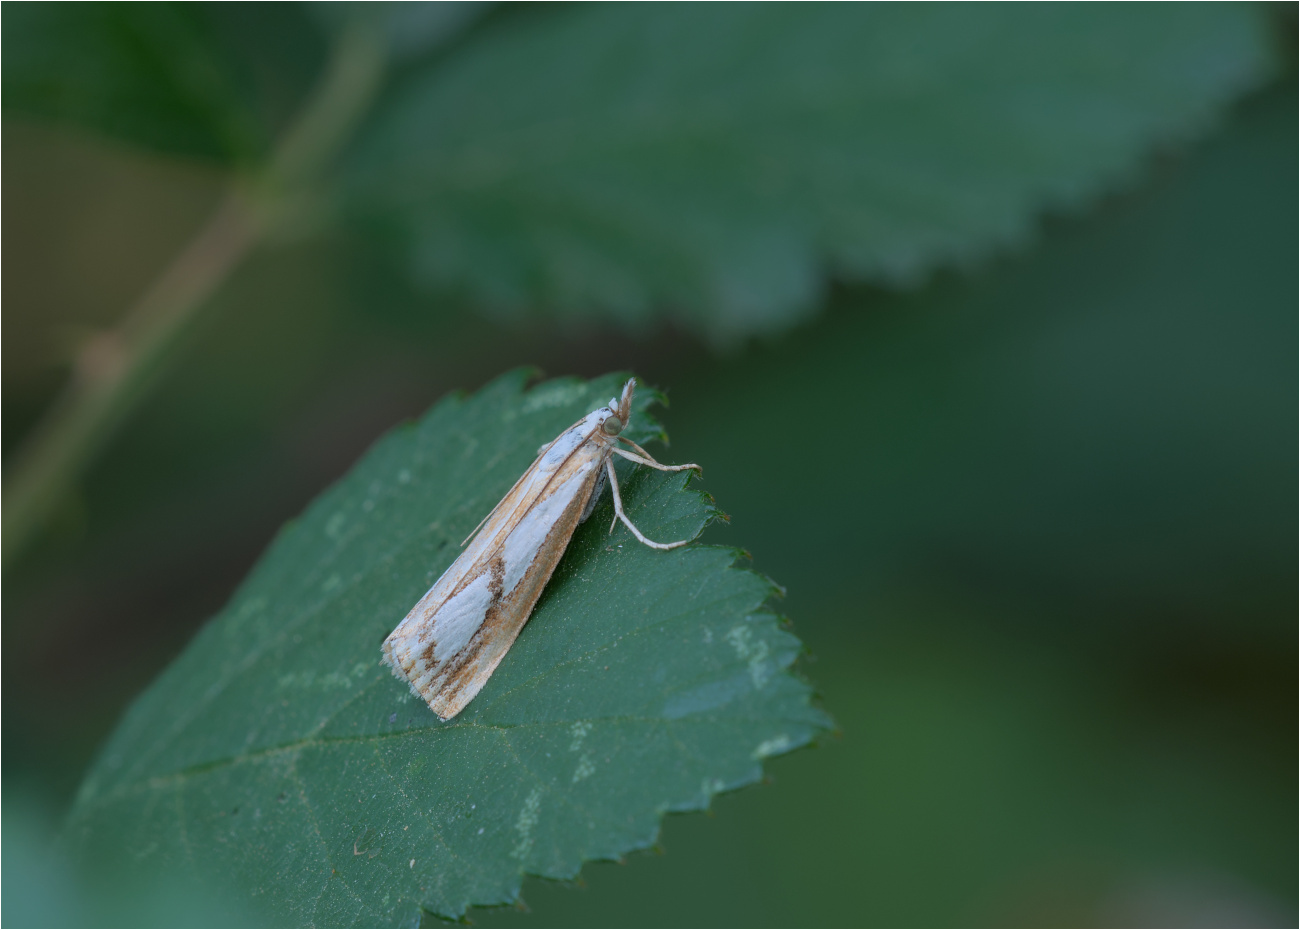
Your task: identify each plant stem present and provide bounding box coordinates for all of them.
[1,24,385,566]
[1,192,258,565]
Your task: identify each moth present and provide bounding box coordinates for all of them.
[382,378,701,720]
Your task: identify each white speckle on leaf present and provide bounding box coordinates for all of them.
[409,859,415,868]
[572,753,596,784]
[726,625,772,689]
[754,734,794,759]
[702,627,713,644]
[398,469,412,484]
[568,721,592,752]
[277,665,368,691]
[701,777,726,798]
[510,788,543,860]
[325,512,346,539]
[523,382,588,413]
[277,671,314,689]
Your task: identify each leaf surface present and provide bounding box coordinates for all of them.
[1,3,328,163]
[64,371,826,926]
[346,4,1274,339]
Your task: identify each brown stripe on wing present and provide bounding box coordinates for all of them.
[414,556,505,673]
[389,416,606,676]
[424,457,603,720]
[438,416,604,607]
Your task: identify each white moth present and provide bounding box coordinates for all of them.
[382,378,701,721]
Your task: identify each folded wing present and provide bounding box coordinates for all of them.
[383,411,609,719]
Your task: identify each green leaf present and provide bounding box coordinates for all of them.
[346,4,1275,340]
[308,2,490,65]
[654,85,1298,636]
[63,371,827,926]
[1,3,328,163]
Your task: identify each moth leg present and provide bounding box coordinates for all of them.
[579,461,608,524]
[616,439,702,476]
[613,446,702,475]
[616,436,658,461]
[605,459,691,550]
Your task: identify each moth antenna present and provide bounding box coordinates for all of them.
[617,378,635,422]
[460,511,491,547]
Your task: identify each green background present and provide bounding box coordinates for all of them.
[3,4,1295,926]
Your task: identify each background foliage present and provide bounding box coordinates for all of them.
[3,3,1295,926]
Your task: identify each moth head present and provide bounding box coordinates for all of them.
[601,378,635,436]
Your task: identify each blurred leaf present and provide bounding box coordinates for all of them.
[308,2,491,64]
[660,85,1297,632]
[2,790,85,927]
[1,3,327,163]
[63,371,826,925]
[346,4,1274,340]
[3,785,261,927]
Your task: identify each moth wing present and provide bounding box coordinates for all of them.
[405,414,596,622]
[383,420,607,719]
[403,447,549,619]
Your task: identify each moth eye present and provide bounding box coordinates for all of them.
[601,416,623,436]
